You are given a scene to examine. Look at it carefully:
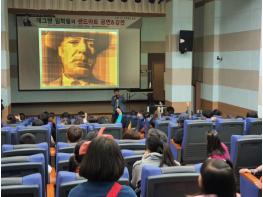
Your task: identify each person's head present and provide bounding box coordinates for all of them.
[146,128,177,167]
[32,119,44,126]
[73,118,84,125]
[79,136,125,182]
[67,126,83,143]
[246,111,258,118]
[114,89,120,97]
[166,106,175,115]
[61,117,71,125]
[74,140,86,164]
[7,113,16,124]
[19,113,26,121]
[199,159,236,197]
[212,109,222,116]
[202,110,213,119]
[19,133,36,144]
[177,113,189,127]
[207,130,225,156]
[61,112,70,119]
[77,111,85,118]
[97,116,110,124]
[39,112,49,125]
[149,118,155,128]
[116,107,122,115]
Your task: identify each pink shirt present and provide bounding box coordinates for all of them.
[210,142,230,160]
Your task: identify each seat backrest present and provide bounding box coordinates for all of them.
[124,155,143,181]
[119,143,146,150]
[244,118,262,135]
[2,143,49,183]
[167,122,178,140]
[182,120,213,164]
[240,173,262,197]
[56,167,129,197]
[1,173,43,197]
[141,165,200,197]
[93,123,123,139]
[1,128,11,145]
[231,135,262,172]
[56,152,73,172]
[155,120,170,136]
[57,142,76,153]
[17,126,50,146]
[56,125,87,143]
[215,119,244,149]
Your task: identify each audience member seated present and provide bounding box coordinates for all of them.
[172,112,189,145]
[73,118,84,125]
[19,133,36,144]
[6,113,17,124]
[68,136,136,197]
[67,126,84,143]
[166,106,175,115]
[39,112,49,125]
[97,116,111,124]
[131,128,180,190]
[207,130,230,161]
[246,111,258,118]
[123,128,141,140]
[193,159,240,197]
[32,119,44,126]
[68,131,99,173]
[212,109,222,116]
[19,113,26,121]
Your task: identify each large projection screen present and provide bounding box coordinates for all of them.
[18,27,140,90]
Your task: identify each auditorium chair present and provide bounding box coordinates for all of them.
[119,143,146,150]
[1,127,12,145]
[240,171,262,197]
[123,153,144,181]
[16,125,50,146]
[1,154,46,196]
[154,119,171,136]
[215,119,244,149]
[93,123,123,139]
[170,120,213,164]
[167,122,180,142]
[57,142,76,153]
[56,152,73,172]
[140,165,200,197]
[2,143,49,183]
[231,135,262,177]
[1,173,43,197]
[56,167,129,197]
[244,118,262,135]
[56,124,87,143]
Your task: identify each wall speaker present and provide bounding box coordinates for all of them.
[179,30,194,54]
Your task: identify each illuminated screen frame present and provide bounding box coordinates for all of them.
[39,28,119,89]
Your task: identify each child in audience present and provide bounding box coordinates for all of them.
[131,128,180,189]
[66,126,83,143]
[69,136,136,197]
[193,159,239,197]
[19,133,36,144]
[207,130,230,161]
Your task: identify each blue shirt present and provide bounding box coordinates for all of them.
[69,181,136,197]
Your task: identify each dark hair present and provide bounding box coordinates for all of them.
[67,126,83,143]
[97,116,110,124]
[166,106,175,115]
[114,88,119,92]
[200,159,236,197]
[61,112,70,118]
[73,118,84,125]
[49,112,55,118]
[7,113,16,124]
[32,119,44,126]
[39,112,49,125]
[61,117,71,125]
[79,137,125,182]
[146,128,177,167]
[85,131,98,141]
[207,130,225,156]
[246,111,258,118]
[19,133,36,144]
[202,110,213,118]
[177,113,189,127]
[19,113,26,121]
[149,118,155,128]
[123,129,141,140]
[212,109,222,116]
[68,140,86,172]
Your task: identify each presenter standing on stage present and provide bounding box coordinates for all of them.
[111,89,126,122]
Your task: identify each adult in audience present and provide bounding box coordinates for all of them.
[202,110,213,119]
[44,32,111,87]
[172,112,189,145]
[69,136,136,197]
[131,128,180,189]
[67,126,84,143]
[61,112,71,125]
[19,133,36,144]
[19,113,26,121]
[212,109,222,116]
[32,119,44,126]
[111,89,126,122]
[6,113,17,124]
[246,111,258,118]
[166,106,175,115]
[193,159,239,197]
[207,130,230,161]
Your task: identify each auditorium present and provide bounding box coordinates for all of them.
[1,0,262,196]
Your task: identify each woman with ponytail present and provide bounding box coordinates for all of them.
[131,128,180,189]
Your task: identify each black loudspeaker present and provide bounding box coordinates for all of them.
[179,30,194,54]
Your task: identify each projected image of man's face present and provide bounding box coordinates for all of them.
[58,37,96,79]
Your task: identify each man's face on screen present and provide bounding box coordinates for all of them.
[58,36,96,79]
